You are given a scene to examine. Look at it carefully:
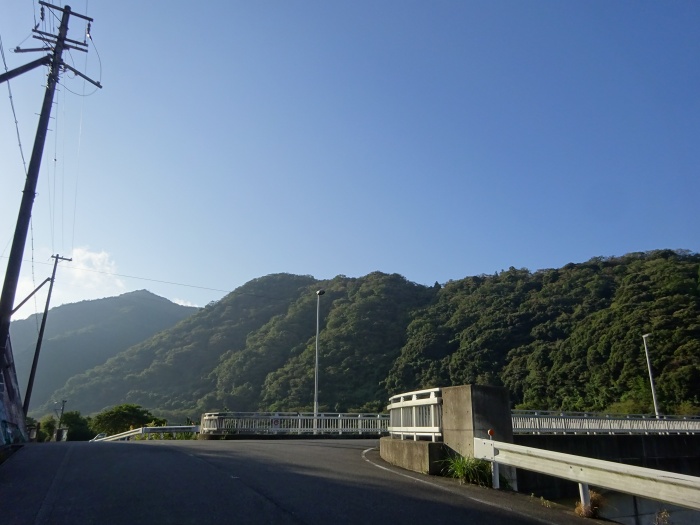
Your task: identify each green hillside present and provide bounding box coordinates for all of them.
[11,290,197,415]
[46,274,320,416]
[386,249,700,414]
[36,250,700,421]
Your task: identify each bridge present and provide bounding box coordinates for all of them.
[383,386,700,524]
[94,405,697,442]
[386,387,700,441]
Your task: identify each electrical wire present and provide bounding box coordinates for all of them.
[1,26,39,324]
[0,256,290,302]
[61,24,102,98]
[46,78,61,251]
[0,33,29,176]
[70,58,88,255]
[0,256,231,295]
[29,222,40,332]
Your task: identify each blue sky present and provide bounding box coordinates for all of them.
[1,1,698,318]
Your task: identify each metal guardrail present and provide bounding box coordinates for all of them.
[93,425,200,442]
[199,412,388,436]
[474,437,700,511]
[386,388,442,442]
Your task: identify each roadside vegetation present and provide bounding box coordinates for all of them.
[441,453,492,486]
[30,403,194,442]
[574,490,603,518]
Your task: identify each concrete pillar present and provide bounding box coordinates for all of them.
[442,385,517,489]
[442,385,513,456]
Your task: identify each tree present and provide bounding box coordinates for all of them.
[90,404,160,435]
[60,411,93,441]
[39,415,57,442]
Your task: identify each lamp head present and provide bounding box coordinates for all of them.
[316,289,325,296]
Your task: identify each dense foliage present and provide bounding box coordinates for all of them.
[29,250,700,420]
[60,411,94,441]
[33,405,164,441]
[90,404,164,435]
[386,249,700,413]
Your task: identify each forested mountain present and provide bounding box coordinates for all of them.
[11,290,197,415]
[386,250,700,414]
[45,273,431,417]
[29,250,700,421]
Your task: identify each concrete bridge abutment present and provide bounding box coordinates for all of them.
[380,385,514,478]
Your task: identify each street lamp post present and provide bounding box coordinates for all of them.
[314,289,325,434]
[642,333,660,418]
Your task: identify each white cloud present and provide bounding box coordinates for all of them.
[172,298,198,308]
[11,247,125,319]
[66,247,125,292]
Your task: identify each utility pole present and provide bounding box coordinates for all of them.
[54,399,67,440]
[0,3,100,427]
[23,255,72,416]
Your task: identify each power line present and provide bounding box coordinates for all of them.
[0,255,315,303]
[67,266,233,294]
[0,33,29,175]
[0,255,231,294]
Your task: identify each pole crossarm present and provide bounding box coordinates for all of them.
[12,47,52,54]
[39,1,94,22]
[62,62,102,88]
[32,28,89,49]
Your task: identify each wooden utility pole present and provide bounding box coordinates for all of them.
[0,3,100,436]
[23,255,72,416]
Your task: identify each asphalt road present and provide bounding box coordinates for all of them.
[0,439,587,525]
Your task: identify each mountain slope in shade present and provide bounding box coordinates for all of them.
[11,290,197,414]
[45,274,321,417]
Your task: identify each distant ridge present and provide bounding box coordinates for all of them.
[11,290,197,415]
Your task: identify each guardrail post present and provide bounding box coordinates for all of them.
[579,483,591,513]
[489,430,500,489]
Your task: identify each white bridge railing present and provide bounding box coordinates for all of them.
[386,388,442,442]
[199,412,389,436]
[512,410,700,435]
[386,388,700,440]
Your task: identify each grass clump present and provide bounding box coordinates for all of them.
[654,509,672,525]
[441,453,492,486]
[574,490,604,518]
